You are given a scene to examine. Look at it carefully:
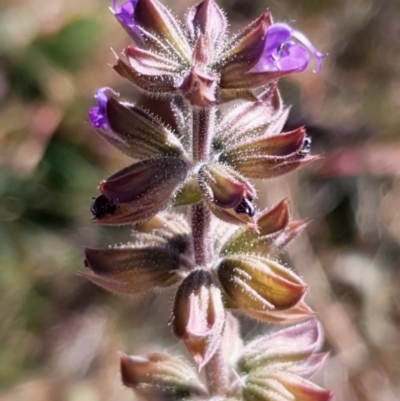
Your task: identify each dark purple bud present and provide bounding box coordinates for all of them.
[234,198,257,217]
[88,87,116,130]
[90,195,117,219]
[298,137,312,157]
[250,23,326,74]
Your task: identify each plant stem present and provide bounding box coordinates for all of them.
[191,107,215,266]
[191,106,228,395]
[204,347,229,395]
[191,202,212,266]
[192,107,215,163]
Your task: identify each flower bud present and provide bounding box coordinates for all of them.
[120,352,207,399]
[221,199,290,254]
[243,372,333,401]
[93,96,184,160]
[217,254,306,314]
[220,128,318,179]
[92,156,188,224]
[172,269,225,368]
[214,85,283,147]
[239,319,332,401]
[239,318,324,373]
[114,0,191,59]
[186,0,227,55]
[197,163,257,228]
[118,45,179,94]
[221,200,308,256]
[82,246,181,294]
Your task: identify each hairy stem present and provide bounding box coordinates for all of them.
[191,202,213,266]
[205,346,229,395]
[191,107,215,266]
[191,107,228,395]
[192,107,215,163]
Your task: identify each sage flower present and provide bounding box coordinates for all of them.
[84,0,332,398]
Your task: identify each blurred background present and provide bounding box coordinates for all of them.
[1,0,400,400]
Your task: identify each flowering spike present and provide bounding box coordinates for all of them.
[85,0,331,397]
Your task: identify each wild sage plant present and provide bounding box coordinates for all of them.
[85,0,333,399]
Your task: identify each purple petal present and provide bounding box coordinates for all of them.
[291,28,326,72]
[276,42,309,72]
[88,87,116,130]
[250,22,325,74]
[263,23,292,56]
[111,0,142,42]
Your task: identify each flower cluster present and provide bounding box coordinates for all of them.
[85,0,332,399]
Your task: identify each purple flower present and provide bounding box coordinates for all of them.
[88,87,116,130]
[250,23,326,74]
[111,0,141,41]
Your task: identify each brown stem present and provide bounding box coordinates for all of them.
[192,107,215,163]
[191,202,212,266]
[190,107,228,395]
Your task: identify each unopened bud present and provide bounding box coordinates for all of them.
[221,200,308,256]
[217,254,306,314]
[239,318,324,373]
[98,96,184,160]
[82,246,181,294]
[197,163,257,228]
[172,269,225,368]
[92,156,188,224]
[186,0,227,55]
[120,352,207,399]
[220,128,318,179]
